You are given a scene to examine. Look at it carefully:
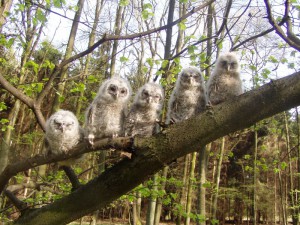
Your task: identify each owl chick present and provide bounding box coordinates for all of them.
[85,76,131,145]
[125,82,164,137]
[45,110,84,166]
[166,67,207,123]
[206,52,243,105]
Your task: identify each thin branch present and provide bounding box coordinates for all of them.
[0,137,132,194]
[0,74,34,108]
[29,1,92,29]
[58,0,215,68]
[61,166,81,190]
[264,0,300,51]
[231,27,275,51]
[4,190,28,212]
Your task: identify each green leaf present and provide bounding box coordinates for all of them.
[0,102,7,111]
[7,38,15,48]
[202,181,211,188]
[53,0,62,8]
[188,45,197,54]
[280,162,287,170]
[146,58,153,67]
[36,9,47,23]
[41,60,55,71]
[244,154,251,160]
[17,4,25,11]
[261,68,271,79]
[288,63,295,69]
[178,19,187,30]
[249,65,256,71]
[36,83,43,93]
[0,118,9,124]
[24,60,39,75]
[268,55,279,63]
[120,56,129,63]
[119,0,129,7]
[87,75,98,84]
[161,60,169,69]
[143,3,152,9]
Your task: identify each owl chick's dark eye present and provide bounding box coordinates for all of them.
[221,61,227,67]
[53,120,61,125]
[109,85,117,92]
[120,88,127,94]
[143,90,149,97]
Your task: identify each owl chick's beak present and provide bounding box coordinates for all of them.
[146,96,153,103]
[58,123,66,132]
[112,92,119,99]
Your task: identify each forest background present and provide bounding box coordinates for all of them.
[0,0,300,224]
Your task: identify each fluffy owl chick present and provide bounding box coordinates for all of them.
[125,82,164,137]
[45,110,84,166]
[206,52,243,105]
[85,76,131,145]
[166,67,207,123]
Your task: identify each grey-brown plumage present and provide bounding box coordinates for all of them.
[166,67,207,123]
[125,82,164,137]
[206,52,243,105]
[44,110,84,166]
[85,76,131,145]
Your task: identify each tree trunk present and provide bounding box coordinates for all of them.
[146,174,158,225]
[175,1,186,54]
[176,155,189,225]
[164,0,175,60]
[0,100,20,173]
[211,137,225,221]
[52,0,85,111]
[252,128,257,225]
[197,145,210,225]
[0,0,13,32]
[110,4,125,77]
[154,166,169,225]
[76,0,104,117]
[284,111,299,225]
[185,152,197,225]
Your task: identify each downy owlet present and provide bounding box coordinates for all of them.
[167,67,207,123]
[45,110,84,166]
[85,76,131,145]
[206,52,243,105]
[125,82,164,137]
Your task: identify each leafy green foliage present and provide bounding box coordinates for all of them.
[0,118,14,131]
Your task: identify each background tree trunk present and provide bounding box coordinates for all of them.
[185,152,197,225]
[52,0,85,112]
[211,137,225,221]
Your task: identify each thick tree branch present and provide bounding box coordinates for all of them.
[11,71,300,225]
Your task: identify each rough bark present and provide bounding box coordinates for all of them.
[8,71,300,224]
